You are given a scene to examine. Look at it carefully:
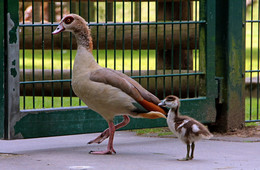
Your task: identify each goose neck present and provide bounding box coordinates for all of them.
[74,26,93,53]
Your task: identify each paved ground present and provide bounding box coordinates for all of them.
[0,131,259,170]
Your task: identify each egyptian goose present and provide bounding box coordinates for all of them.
[52,14,167,155]
[158,95,213,161]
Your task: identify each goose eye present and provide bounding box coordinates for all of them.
[64,16,74,24]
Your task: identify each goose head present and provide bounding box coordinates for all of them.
[52,14,87,35]
[52,14,93,52]
[158,95,180,110]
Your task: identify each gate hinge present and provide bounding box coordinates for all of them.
[215,77,224,104]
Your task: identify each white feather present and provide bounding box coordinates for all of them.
[181,127,187,136]
[177,120,189,130]
[192,124,200,133]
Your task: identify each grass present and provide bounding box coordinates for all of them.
[20,96,86,110]
[245,97,260,121]
[132,127,173,137]
[19,49,157,71]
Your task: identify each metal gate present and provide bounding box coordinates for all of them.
[245,0,260,123]
[1,0,217,139]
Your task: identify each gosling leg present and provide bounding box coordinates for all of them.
[178,143,190,161]
[190,142,195,160]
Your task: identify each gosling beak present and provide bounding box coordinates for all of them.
[158,100,168,118]
[52,23,65,35]
[158,100,166,107]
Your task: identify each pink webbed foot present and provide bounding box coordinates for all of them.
[89,121,117,155]
[89,148,116,155]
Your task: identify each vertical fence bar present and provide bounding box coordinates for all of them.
[51,0,55,107]
[42,0,45,108]
[60,0,64,107]
[147,0,150,90]
[178,0,182,98]
[96,0,99,63]
[194,0,198,97]
[79,0,81,15]
[32,0,35,109]
[170,0,174,95]
[138,0,141,83]
[78,0,82,106]
[22,0,26,109]
[87,0,90,22]
[249,1,254,120]
[162,0,166,98]
[256,2,260,120]
[186,0,190,98]
[105,0,108,68]
[0,0,5,138]
[114,0,117,70]
[122,0,125,73]
[155,0,158,96]
[69,0,73,106]
[131,0,133,76]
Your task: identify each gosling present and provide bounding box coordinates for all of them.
[159,95,213,161]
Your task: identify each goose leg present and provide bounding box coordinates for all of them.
[190,142,195,160]
[89,121,116,154]
[178,143,190,161]
[88,115,130,144]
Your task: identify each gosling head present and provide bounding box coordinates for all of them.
[158,95,180,110]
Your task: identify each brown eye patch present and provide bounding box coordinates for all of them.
[166,96,175,101]
[64,16,74,25]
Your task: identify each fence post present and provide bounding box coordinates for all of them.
[213,0,246,132]
[5,0,20,139]
[0,0,5,139]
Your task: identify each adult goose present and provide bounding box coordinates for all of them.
[159,95,213,161]
[52,14,167,155]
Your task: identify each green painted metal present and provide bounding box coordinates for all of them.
[6,0,218,139]
[0,0,5,139]
[5,0,20,139]
[15,109,167,138]
[213,0,245,131]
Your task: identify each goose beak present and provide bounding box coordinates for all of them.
[52,23,65,35]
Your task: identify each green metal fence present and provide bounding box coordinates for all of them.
[245,0,260,123]
[1,0,219,139]
[19,0,205,109]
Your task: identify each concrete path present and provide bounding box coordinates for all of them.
[0,131,259,170]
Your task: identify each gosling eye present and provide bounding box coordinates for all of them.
[64,16,74,25]
[166,96,175,102]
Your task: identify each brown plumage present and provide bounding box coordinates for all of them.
[52,14,167,154]
[159,95,213,161]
